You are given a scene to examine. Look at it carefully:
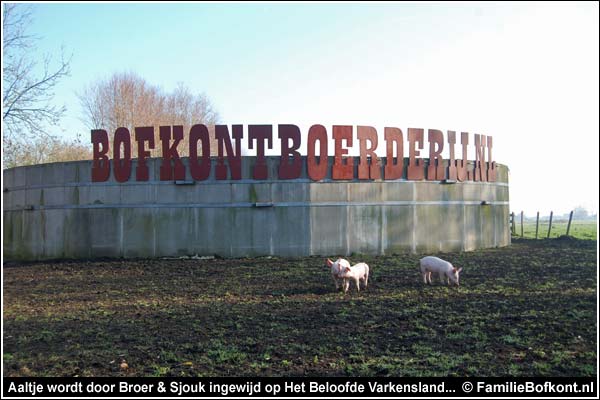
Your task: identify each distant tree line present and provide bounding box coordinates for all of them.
[520,207,597,222]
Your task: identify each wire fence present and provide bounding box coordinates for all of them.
[510,211,597,240]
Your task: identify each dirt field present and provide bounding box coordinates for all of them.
[3,238,597,377]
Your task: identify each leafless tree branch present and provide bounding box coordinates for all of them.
[3,3,72,156]
[78,72,220,157]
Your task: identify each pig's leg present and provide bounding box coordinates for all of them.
[332,273,339,290]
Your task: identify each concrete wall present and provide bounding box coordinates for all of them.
[3,157,510,260]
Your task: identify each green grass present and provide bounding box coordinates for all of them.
[512,219,596,240]
[3,238,597,377]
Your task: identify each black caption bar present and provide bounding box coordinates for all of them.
[3,377,596,398]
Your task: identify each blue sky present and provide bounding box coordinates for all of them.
[7,2,600,215]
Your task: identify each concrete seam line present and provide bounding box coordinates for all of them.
[3,201,511,211]
[4,180,510,191]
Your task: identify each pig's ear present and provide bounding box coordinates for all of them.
[457,267,463,274]
[326,259,334,267]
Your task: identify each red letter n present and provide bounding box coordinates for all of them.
[215,125,243,180]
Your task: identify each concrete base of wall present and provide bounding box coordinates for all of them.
[3,157,510,261]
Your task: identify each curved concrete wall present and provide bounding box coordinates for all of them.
[3,157,510,261]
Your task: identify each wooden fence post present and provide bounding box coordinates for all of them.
[535,211,539,239]
[566,210,574,236]
[511,212,515,235]
[547,211,553,239]
[520,211,524,237]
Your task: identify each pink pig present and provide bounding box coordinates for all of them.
[338,262,370,293]
[420,256,463,286]
[325,258,350,291]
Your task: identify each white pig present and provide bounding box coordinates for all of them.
[326,258,350,291]
[339,262,370,293]
[419,256,463,286]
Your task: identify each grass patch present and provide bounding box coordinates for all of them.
[3,239,596,377]
[513,219,596,240]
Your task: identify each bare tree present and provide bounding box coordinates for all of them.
[4,134,91,168]
[79,72,219,157]
[3,4,71,151]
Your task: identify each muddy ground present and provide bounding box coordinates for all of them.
[3,238,597,377]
